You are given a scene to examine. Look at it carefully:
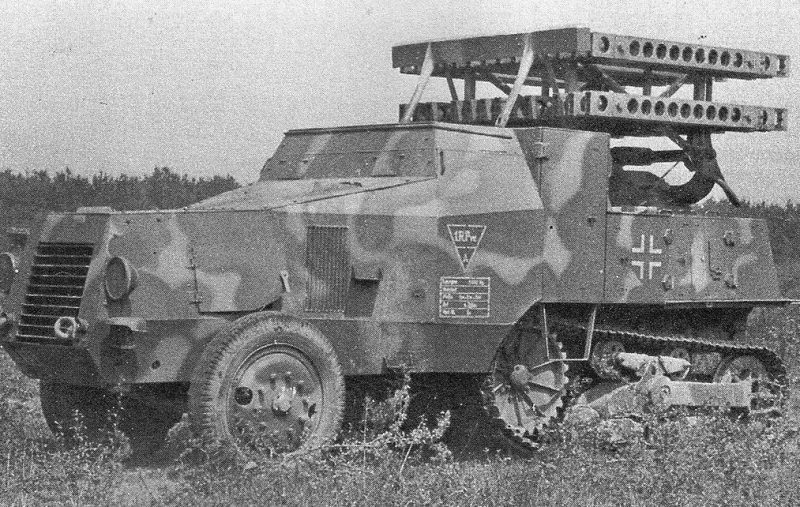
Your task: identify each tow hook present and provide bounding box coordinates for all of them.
[53,316,89,341]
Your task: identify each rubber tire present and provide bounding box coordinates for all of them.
[187,313,345,458]
[40,381,178,457]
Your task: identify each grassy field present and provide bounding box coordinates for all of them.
[2,307,800,506]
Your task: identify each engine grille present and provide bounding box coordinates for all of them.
[305,226,349,312]
[16,242,94,344]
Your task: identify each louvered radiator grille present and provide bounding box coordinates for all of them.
[16,242,94,344]
[305,226,349,312]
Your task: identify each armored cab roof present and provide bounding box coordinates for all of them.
[392,28,789,136]
[258,122,518,181]
[194,121,545,214]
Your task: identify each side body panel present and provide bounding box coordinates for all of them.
[604,211,782,303]
[518,128,611,302]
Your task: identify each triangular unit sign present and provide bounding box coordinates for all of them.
[447,224,486,271]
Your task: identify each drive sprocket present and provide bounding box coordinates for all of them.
[482,324,569,451]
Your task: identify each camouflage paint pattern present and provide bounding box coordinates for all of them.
[0,123,787,387]
[605,212,780,303]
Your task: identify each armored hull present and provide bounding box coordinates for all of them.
[3,122,784,381]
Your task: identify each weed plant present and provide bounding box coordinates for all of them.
[1,318,800,505]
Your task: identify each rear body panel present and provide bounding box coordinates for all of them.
[604,211,781,303]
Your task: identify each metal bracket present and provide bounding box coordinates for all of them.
[106,316,147,333]
[582,304,597,361]
[543,304,597,362]
[540,304,551,360]
[477,70,512,95]
[659,74,688,98]
[280,270,291,292]
[533,141,549,160]
[187,246,202,306]
[589,64,626,93]
[445,68,459,102]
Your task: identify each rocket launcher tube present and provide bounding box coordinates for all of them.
[393,28,790,80]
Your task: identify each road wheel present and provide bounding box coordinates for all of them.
[40,381,178,456]
[188,313,345,458]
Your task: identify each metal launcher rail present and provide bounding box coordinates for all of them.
[392,27,789,136]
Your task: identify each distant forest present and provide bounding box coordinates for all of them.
[700,199,800,297]
[1,168,800,295]
[0,167,240,216]
[0,167,241,256]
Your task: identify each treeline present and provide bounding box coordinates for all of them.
[0,167,240,214]
[700,199,800,266]
[0,167,239,232]
[700,199,800,296]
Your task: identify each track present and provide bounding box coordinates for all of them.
[569,322,787,385]
[482,316,788,452]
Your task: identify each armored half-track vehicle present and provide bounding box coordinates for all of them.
[0,28,792,454]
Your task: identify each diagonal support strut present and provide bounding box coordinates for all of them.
[496,33,535,128]
[400,43,434,124]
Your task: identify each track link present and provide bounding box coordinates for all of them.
[579,324,787,385]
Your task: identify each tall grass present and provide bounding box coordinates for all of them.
[1,308,800,505]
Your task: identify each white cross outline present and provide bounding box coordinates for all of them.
[631,234,663,280]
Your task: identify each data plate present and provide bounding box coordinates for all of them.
[439,276,491,318]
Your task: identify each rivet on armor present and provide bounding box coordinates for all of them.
[662,275,674,291]
[723,230,736,246]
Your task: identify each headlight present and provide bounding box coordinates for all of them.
[104,256,138,301]
[0,252,18,293]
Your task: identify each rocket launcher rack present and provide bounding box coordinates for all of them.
[392,28,789,136]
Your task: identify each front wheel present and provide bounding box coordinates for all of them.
[188,314,345,458]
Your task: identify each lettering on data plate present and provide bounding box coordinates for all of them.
[447,224,486,271]
[439,276,490,318]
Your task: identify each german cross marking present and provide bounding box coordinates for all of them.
[631,234,663,280]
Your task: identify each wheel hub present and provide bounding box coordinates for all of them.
[228,347,320,452]
[590,340,626,379]
[272,391,293,415]
[509,364,530,390]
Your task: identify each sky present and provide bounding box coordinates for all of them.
[0,0,798,203]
